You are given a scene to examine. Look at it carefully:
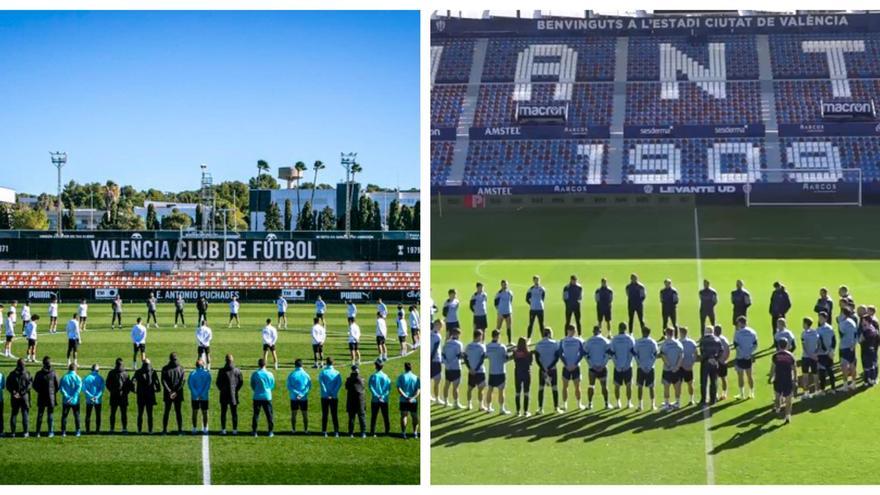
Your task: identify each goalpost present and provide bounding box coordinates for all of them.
[744,168,863,207]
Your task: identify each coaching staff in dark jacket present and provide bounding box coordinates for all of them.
[626,274,646,333]
[134,359,161,433]
[731,280,751,324]
[769,282,792,339]
[6,359,32,437]
[660,279,679,333]
[161,352,186,434]
[699,280,718,329]
[697,327,723,405]
[345,365,367,438]
[33,356,59,437]
[106,358,133,432]
[215,354,244,434]
[595,278,614,334]
[562,275,583,336]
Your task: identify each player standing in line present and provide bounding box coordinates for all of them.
[197,296,210,326]
[697,326,723,406]
[311,317,326,368]
[699,280,718,330]
[626,274,647,334]
[714,325,731,400]
[732,316,759,399]
[196,318,213,370]
[261,318,279,370]
[859,306,880,386]
[82,364,104,433]
[464,330,487,411]
[111,295,123,329]
[276,294,288,330]
[4,309,16,357]
[563,275,583,336]
[369,359,391,436]
[131,317,148,370]
[24,314,39,363]
[659,328,684,410]
[106,359,132,433]
[470,282,488,332]
[346,299,357,320]
[584,325,612,410]
[769,282,792,342]
[216,354,243,435]
[396,304,409,356]
[76,299,88,331]
[33,356,58,437]
[678,327,698,405]
[173,295,185,328]
[816,311,837,394]
[495,280,514,344]
[250,358,276,437]
[66,313,81,367]
[287,359,312,434]
[146,292,159,328]
[838,306,859,390]
[134,358,160,434]
[443,289,461,333]
[21,301,31,335]
[659,279,679,335]
[559,324,586,410]
[839,285,854,308]
[344,364,367,438]
[348,316,361,365]
[48,296,59,334]
[376,298,388,318]
[0,365,4,437]
[772,339,797,424]
[6,358,32,437]
[318,357,341,438]
[397,362,420,440]
[228,296,241,328]
[408,305,420,348]
[8,301,18,338]
[595,278,614,335]
[634,327,659,411]
[769,318,796,383]
[441,328,464,408]
[512,338,532,416]
[59,363,82,437]
[484,329,510,415]
[525,275,546,341]
[375,312,389,362]
[315,295,327,326]
[799,317,820,397]
[535,327,561,414]
[188,358,212,434]
[814,288,833,321]
[161,353,186,435]
[731,280,751,325]
[610,323,635,408]
[430,320,443,403]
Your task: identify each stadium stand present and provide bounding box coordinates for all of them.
[625,81,762,126]
[432,84,467,127]
[432,39,475,83]
[463,139,608,186]
[774,79,880,123]
[474,83,613,127]
[627,35,759,81]
[768,34,880,79]
[780,136,880,182]
[622,138,767,184]
[431,141,456,185]
[481,37,616,82]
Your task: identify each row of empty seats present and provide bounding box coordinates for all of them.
[473,83,612,127]
[622,138,767,184]
[462,139,608,186]
[774,79,880,123]
[431,141,456,185]
[480,37,616,82]
[628,35,759,81]
[348,272,420,290]
[625,81,762,125]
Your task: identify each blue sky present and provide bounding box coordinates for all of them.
[0,11,419,194]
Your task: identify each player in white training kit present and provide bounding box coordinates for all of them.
[261,318,279,369]
[77,300,88,331]
[131,317,148,369]
[196,319,213,369]
[66,313,82,366]
[347,316,361,365]
[375,312,389,362]
[396,305,409,356]
[48,297,59,333]
[310,317,326,368]
[228,296,241,328]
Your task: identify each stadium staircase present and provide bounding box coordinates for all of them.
[445,38,489,185]
[57,272,73,289]
[607,37,630,184]
[757,34,784,181]
[338,272,353,289]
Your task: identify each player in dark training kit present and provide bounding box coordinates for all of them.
[562,275,583,336]
[769,282,792,341]
[699,280,718,330]
[626,274,646,333]
[595,278,613,335]
[731,280,752,325]
[697,326,723,406]
[771,340,797,424]
[659,279,679,335]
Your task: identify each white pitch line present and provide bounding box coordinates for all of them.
[202,433,212,485]
[694,207,716,486]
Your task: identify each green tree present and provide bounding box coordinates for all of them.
[370,200,381,230]
[297,201,315,231]
[248,174,280,190]
[284,199,293,231]
[294,161,307,214]
[412,201,420,230]
[160,208,193,230]
[257,159,270,178]
[145,203,160,230]
[62,201,76,230]
[263,201,283,231]
[318,206,335,231]
[399,204,413,231]
[195,204,203,230]
[11,205,49,230]
[0,204,10,229]
[387,199,402,231]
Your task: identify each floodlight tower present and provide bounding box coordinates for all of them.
[340,152,358,237]
[50,151,67,236]
[199,163,215,233]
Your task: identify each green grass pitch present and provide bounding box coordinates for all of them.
[0,303,420,485]
[430,205,880,485]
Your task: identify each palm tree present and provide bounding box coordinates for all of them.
[348,162,363,224]
[309,160,325,210]
[257,159,270,178]
[294,161,307,218]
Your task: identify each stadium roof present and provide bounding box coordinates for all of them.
[431,9,875,19]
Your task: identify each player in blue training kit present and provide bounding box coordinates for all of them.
[678,327,698,405]
[441,328,465,408]
[526,275,546,341]
[485,329,511,414]
[610,323,636,408]
[464,330,488,411]
[800,317,820,397]
[584,326,612,410]
[634,327,659,411]
[838,307,859,390]
[659,328,684,410]
[558,325,585,410]
[816,312,837,394]
[535,328,561,414]
[430,320,443,403]
[732,316,759,399]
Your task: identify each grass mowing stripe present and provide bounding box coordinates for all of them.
[694,206,716,486]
